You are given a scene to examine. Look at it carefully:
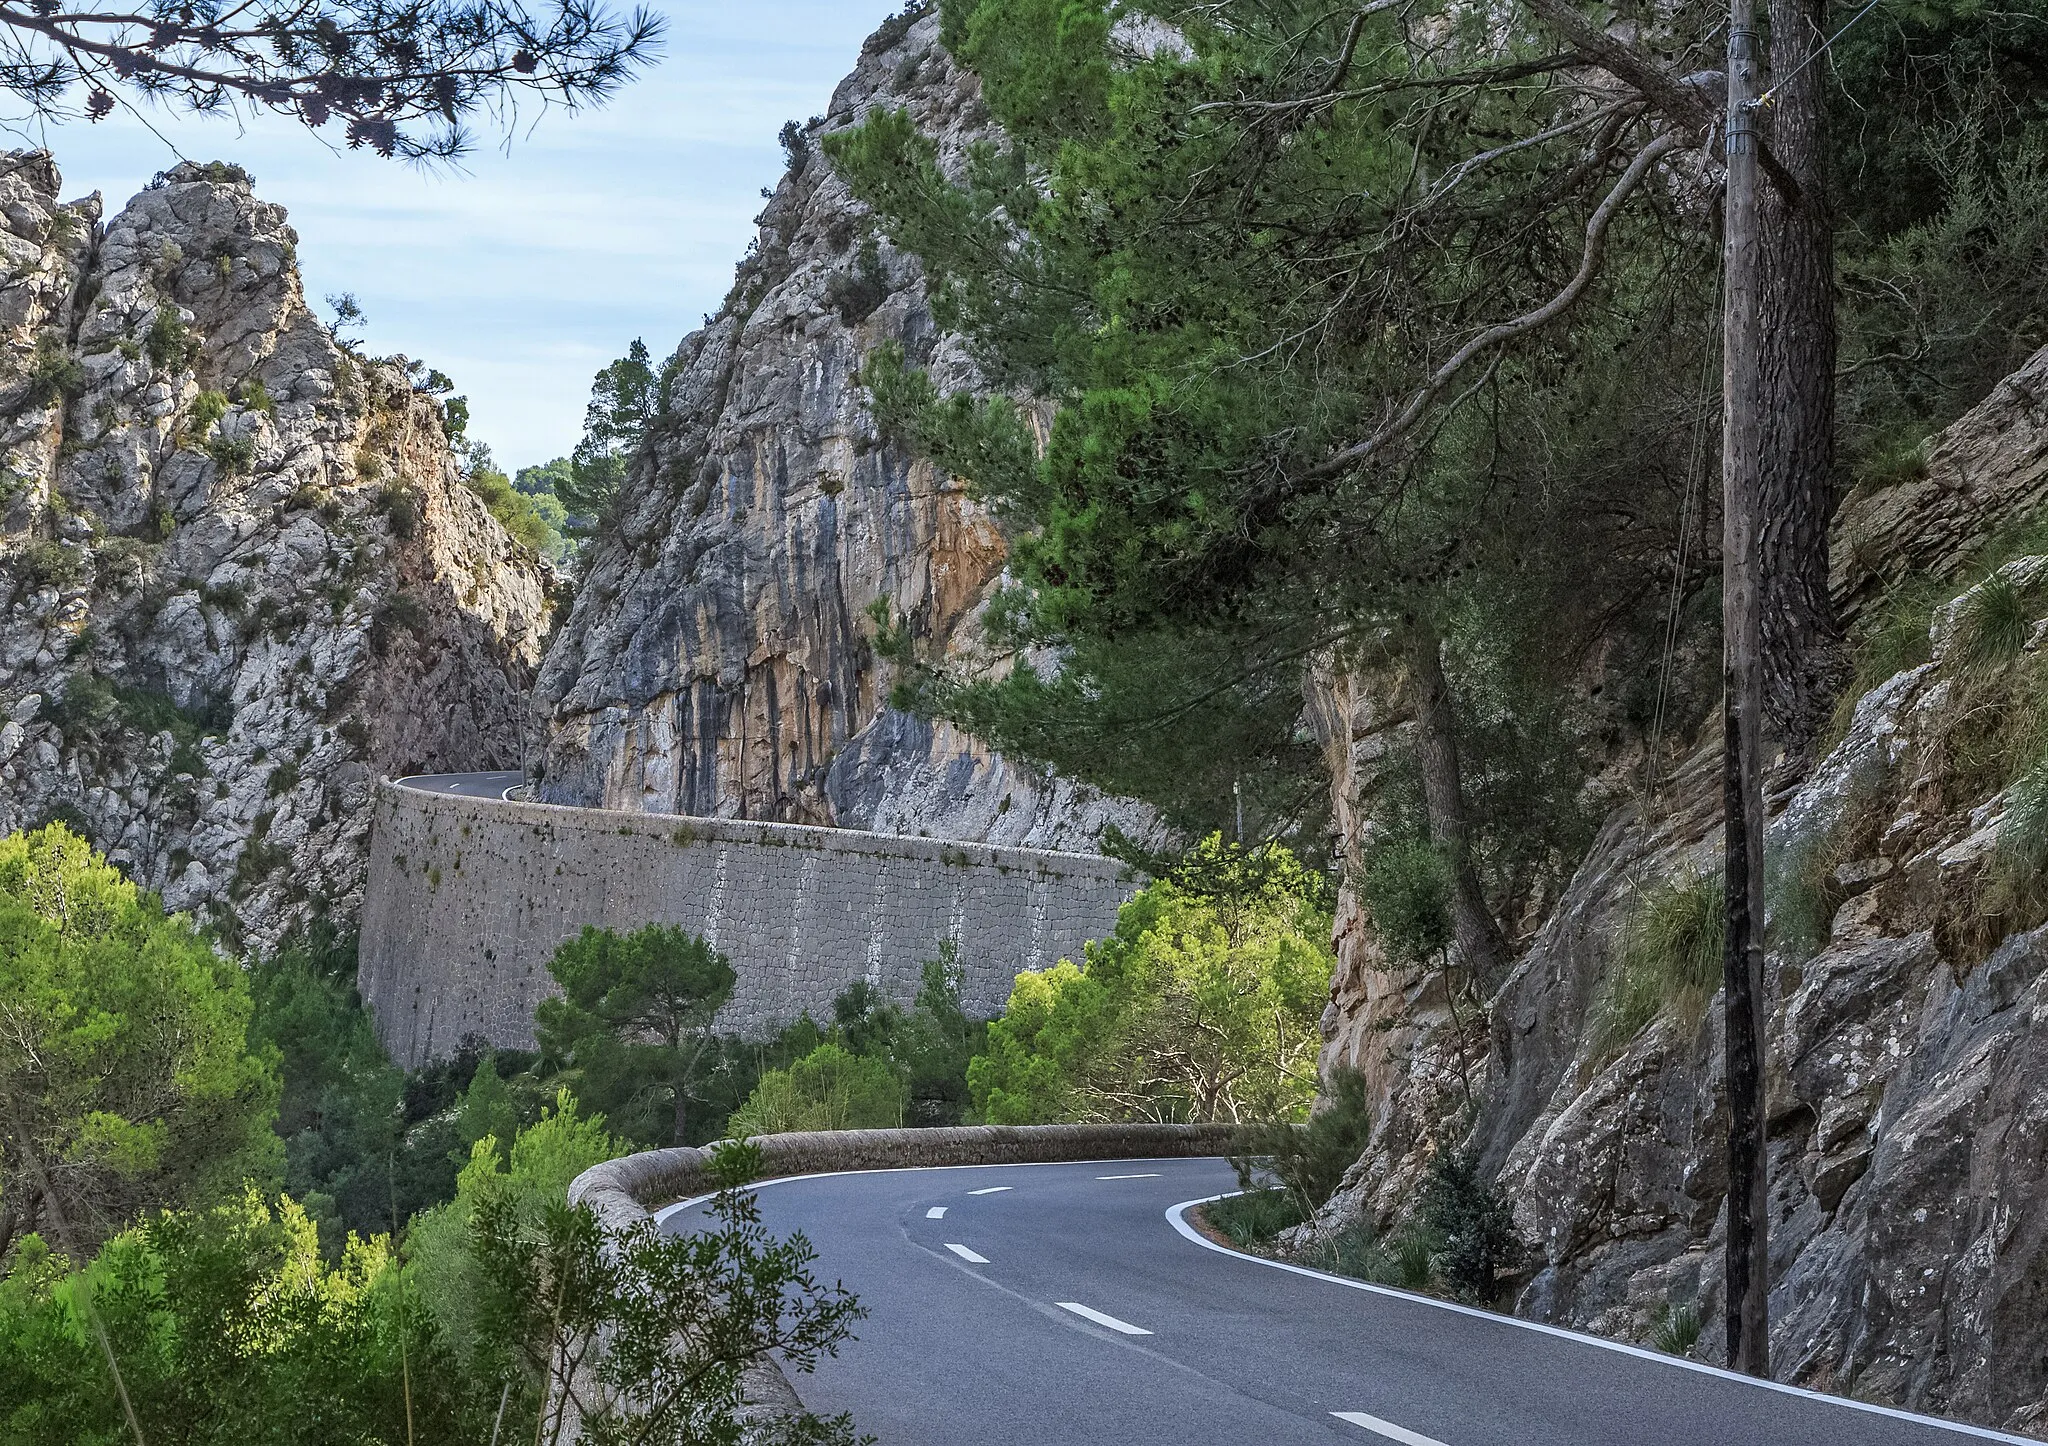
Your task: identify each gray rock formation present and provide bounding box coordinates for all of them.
[534,13,1149,853]
[0,154,554,949]
[1307,347,2048,1436]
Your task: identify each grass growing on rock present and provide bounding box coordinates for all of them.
[1598,871,1724,1047]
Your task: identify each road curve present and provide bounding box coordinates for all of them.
[662,1157,2028,1446]
[392,770,526,800]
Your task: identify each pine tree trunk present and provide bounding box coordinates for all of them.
[1756,0,1844,755]
[1408,629,1512,985]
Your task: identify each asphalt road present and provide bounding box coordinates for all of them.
[663,1157,2030,1446]
[392,770,526,800]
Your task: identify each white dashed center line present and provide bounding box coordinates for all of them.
[967,1186,1012,1196]
[1096,1173,1161,1180]
[926,1206,947,1219]
[944,1243,988,1264]
[1331,1411,1448,1445]
[1055,1302,1152,1336]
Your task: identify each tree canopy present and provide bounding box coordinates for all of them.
[970,837,1333,1124]
[535,924,737,1147]
[0,0,662,161]
[0,824,280,1271]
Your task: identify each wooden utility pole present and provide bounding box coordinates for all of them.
[1720,8,1773,1379]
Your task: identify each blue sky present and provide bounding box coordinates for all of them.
[33,1,905,470]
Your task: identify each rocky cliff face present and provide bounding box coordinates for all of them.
[1310,345,2048,1436]
[534,13,1147,852]
[0,153,554,950]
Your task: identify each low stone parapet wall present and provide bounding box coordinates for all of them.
[569,1122,1239,1228]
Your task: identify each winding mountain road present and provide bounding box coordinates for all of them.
[662,1157,2029,1446]
[393,770,526,800]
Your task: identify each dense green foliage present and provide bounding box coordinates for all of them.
[465,454,570,561]
[728,949,989,1133]
[1597,872,1726,1048]
[536,925,738,1147]
[247,935,552,1250]
[833,1,1718,883]
[0,826,280,1267]
[969,838,1332,1124]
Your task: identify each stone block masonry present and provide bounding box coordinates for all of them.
[357,781,1138,1067]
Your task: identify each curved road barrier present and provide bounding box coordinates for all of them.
[568,1122,1240,1229]
[568,1123,1240,1435]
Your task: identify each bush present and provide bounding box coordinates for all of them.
[1977,749,2048,941]
[368,592,428,656]
[186,388,231,437]
[1359,837,1454,965]
[969,835,1333,1126]
[1598,871,1724,1047]
[1416,1145,1524,1305]
[827,238,892,325]
[1952,570,2038,674]
[207,433,256,477]
[376,481,420,540]
[1651,1299,1703,1357]
[23,336,85,408]
[145,308,199,372]
[728,1042,905,1135]
[0,824,282,1265]
[15,538,84,589]
[462,463,563,557]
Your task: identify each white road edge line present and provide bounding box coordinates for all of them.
[1096,1173,1161,1180]
[926,1206,947,1219]
[944,1243,988,1264]
[1166,1195,2039,1446]
[1331,1411,1447,1446]
[1056,1302,1152,1336]
[967,1186,1012,1195]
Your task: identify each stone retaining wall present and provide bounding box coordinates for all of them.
[357,781,1137,1066]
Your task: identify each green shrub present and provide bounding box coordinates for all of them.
[1952,571,2039,674]
[463,464,562,556]
[1978,749,2048,941]
[1416,1145,1524,1305]
[145,307,199,372]
[23,335,85,407]
[266,758,301,797]
[1827,578,1942,746]
[368,592,428,655]
[376,481,420,540]
[1359,837,1453,964]
[16,538,84,589]
[727,1042,904,1135]
[827,238,892,325]
[1598,871,1724,1047]
[235,378,276,413]
[44,674,121,739]
[186,388,231,436]
[207,433,256,476]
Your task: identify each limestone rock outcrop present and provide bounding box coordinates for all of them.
[1306,346,2048,1435]
[0,154,554,949]
[534,13,1149,853]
